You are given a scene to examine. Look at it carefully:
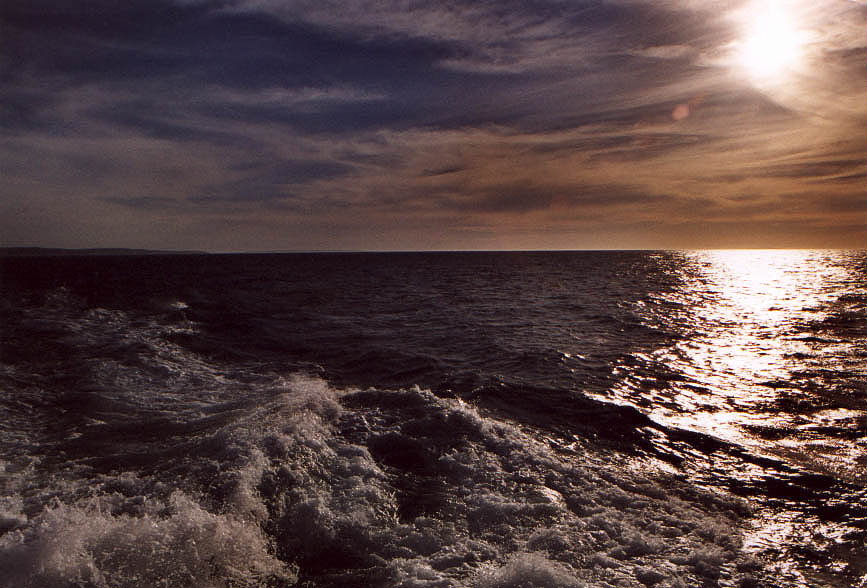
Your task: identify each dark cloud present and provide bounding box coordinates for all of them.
[815,170,867,185]
[193,97,426,135]
[3,0,476,123]
[187,160,355,205]
[821,194,867,213]
[792,192,867,214]
[1,1,203,81]
[0,88,65,133]
[587,132,712,164]
[455,186,559,214]
[420,166,467,177]
[103,196,183,210]
[334,149,405,170]
[442,182,670,215]
[94,103,252,144]
[256,160,355,184]
[2,3,466,92]
[760,159,865,179]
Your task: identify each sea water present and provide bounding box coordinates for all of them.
[0,250,865,587]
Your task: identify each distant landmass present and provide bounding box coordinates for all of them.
[0,247,208,257]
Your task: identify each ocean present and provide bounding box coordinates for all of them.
[0,250,864,587]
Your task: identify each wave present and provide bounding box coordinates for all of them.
[1,368,769,587]
[3,251,866,587]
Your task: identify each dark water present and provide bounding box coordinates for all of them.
[0,250,865,587]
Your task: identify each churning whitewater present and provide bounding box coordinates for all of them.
[1,250,865,587]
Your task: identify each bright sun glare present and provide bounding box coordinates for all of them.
[737,3,805,80]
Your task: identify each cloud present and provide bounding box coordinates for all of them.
[819,194,867,213]
[94,104,251,144]
[814,170,867,185]
[759,159,865,180]
[1,0,865,250]
[786,190,867,214]
[103,196,184,210]
[450,183,671,215]
[189,159,356,205]
[419,165,467,177]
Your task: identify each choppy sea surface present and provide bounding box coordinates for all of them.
[1,250,865,588]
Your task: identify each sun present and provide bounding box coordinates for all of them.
[737,3,805,81]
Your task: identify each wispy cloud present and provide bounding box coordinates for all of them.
[1,0,865,249]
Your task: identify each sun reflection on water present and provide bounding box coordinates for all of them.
[594,249,867,585]
[610,249,865,480]
[684,249,838,388]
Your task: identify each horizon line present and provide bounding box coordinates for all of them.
[2,246,864,257]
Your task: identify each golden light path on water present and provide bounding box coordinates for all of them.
[600,250,866,586]
[604,250,864,481]
[682,251,850,452]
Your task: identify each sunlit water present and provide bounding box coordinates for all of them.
[592,250,867,587]
[0,250,864,587]
[604,250,866,479]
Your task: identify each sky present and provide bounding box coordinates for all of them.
[1,0,865,251]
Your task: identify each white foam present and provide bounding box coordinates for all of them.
[0,492,294,588]
[476,552,583,588]
[2,361,769,587]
